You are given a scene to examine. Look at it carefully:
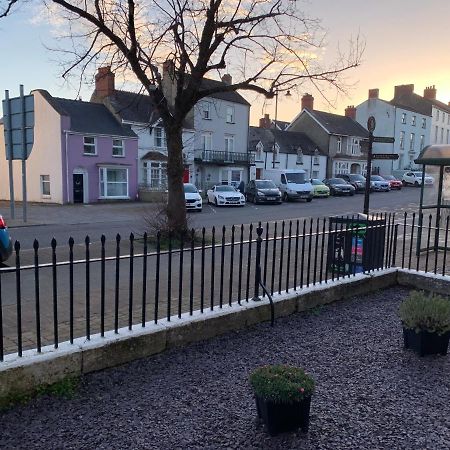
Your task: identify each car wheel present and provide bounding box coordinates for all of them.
[214,198,218,206]
[253,195,258,204]
[414,181,420,187]
[402,180,407,186]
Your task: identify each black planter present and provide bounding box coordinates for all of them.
[403,327,450,357]
[255,395,311,436]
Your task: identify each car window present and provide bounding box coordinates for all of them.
[255,180,276,189]
[281,174,287,184]
[216,185,236,192]
[184,184,198,193]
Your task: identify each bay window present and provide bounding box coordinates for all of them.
[99,167,128,198]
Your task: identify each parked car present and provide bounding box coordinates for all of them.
[323,178,355,196]
[382,175,402,190]
[336,173,366,192]
[402,171,435,187]
[310,179,330,197]
[207,185,246,206]
[370,175,390,192]
[264,169,313,202]
[245,179,282,204]
[0,215,12,263]
[184,183,202,212]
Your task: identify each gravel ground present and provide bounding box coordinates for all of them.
[1,286,450,450]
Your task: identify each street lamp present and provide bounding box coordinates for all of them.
[272,89,292,168]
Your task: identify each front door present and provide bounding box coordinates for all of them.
[73,174,84,203]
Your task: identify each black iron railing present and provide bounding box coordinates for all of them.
[1,212,449,361]
[194,149,255,164]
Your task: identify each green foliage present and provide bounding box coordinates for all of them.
[399,290,450,335]
[250,365,315,404]
[0,377,80,411]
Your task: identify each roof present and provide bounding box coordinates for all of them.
[248,126,325,156]
[415,144,450,165]
[35,90,136,138]
[390,93,450,116]
[272,120,290,131]
[198,77,250,106]
[306,109,369,138]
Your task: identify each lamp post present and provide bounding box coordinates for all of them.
[272,89,292,168]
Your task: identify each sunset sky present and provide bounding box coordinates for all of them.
[0,0,449,126]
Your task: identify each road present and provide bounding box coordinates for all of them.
[7,188,421,252]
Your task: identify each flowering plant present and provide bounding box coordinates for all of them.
[250,365,315,404]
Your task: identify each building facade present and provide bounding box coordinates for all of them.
[0,90,138,204]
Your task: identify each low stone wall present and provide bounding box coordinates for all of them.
[0,268,427,401]
[138,189,167,203]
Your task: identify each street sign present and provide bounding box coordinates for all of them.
[367,116,376,133]
[373,136,395,144]
[372,153,399,160]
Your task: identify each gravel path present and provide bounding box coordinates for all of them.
[1,286,450,449]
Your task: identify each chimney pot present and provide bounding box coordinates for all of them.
[368,89,379,99]
[424,85,437,100]
[95,66,115,99]
[301,93,314,111]
[345,105,356,120]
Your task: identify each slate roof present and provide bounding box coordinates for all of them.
[198,77,250,106]
[248,126,325,156]
[307,109,369,138]
[390,93,450,116]
[36,90,136,138]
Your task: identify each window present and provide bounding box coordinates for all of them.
[436,110,440,120]
[224,135,234,153]
[441,128,445,143]
[422,118,426,129]
[201,133,212,151]
[447,130,449,144]
[226,106,235,123]
[112,139,124,157]
[399,131,405,149]
[420,135,425,149]
[281,174,287,184]
[435,126,439,142]
[154,127,167,148]
[40,175,50,196]
[99,168,128,198]
[83,136,96,155]
[143,161,167,189]
[313,156,320,165]
[351,138,360,155]
[409,133,415,151]
[202,102,211,119]
[296,150,303,164]
[443,112,446,123]
[411,115,416,126]
[401,113,406,124]
[336,137,342,153]
[255,142,264,161]
[448,115,450,125]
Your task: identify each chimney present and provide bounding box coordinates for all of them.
[394,84,414,99]
[221,74,232,85]
[424,85,437,100]
[301,93,314,111]
[368,88,379,99]
[259,113,271,129]
[345,105,356,120]
[94,66,115,99]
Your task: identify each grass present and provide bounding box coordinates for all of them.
[0,376,80,412]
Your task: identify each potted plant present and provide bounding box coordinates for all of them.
[249,365,315,436]
[399,290,450,356]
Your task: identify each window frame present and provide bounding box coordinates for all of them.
[99,167,129,199]
[201,132,212,151]
[202,101,211,120]
[401,113,406,124]
[411,115,416,126]
[422,118,426,129]
[226,106,235,124]
[336,136,342,153]
[154,127,167,148]
[83,136,97,155]
[224,135,235,153]
[409,132,415,151]
[399,131,405,149]
[112,139,125,157]
[40,174,51,197]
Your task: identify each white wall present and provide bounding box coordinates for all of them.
[430,106,450,145]
[0,91,64,203]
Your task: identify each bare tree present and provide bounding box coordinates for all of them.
[1,0,363,234]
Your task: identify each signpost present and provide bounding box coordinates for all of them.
[2,85,34,222]
[363,117,396,215]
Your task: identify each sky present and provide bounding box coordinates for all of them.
[0,0,449,126]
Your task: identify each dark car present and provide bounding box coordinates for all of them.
[336,173,366,192]
[0,215,12,263]
[246,179,282,204]
[382,175,402,190]
[323,178,355,196]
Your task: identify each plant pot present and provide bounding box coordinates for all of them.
[255,395,312,436]
[403,327,450,357]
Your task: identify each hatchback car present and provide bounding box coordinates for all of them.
[336,173,366,192]
[382,175,402,190]
[370,175,390,192]
[184,183,202,212]
[323,178,355,196]
[0,215,12,263]
[310,179,330,197]
[245,179,282,204]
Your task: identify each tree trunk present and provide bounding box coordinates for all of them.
[165,124,187,234]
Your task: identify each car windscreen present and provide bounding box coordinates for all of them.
[413,172,424,177]
[285,173,306,184]
[216,186,236,192]
[329,178,346,184]
[255,180,276,189]
[371,176,384,181]
[383,175,395,180]
[184,185,198,193]
[311,179,324,186]
[349,174,365,181]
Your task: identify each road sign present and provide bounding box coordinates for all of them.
[373,136,395,144]
[367,116,376,133]
[372,153,399,160]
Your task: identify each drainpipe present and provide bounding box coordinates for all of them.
[64,130,70,203]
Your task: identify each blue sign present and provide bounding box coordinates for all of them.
[2,91,34,160]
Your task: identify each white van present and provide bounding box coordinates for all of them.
[263,169,313,202]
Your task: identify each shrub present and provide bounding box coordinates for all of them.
[399,290,450,335]
[250,365,315,404]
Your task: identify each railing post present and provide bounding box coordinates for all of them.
[252,226,264,302]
